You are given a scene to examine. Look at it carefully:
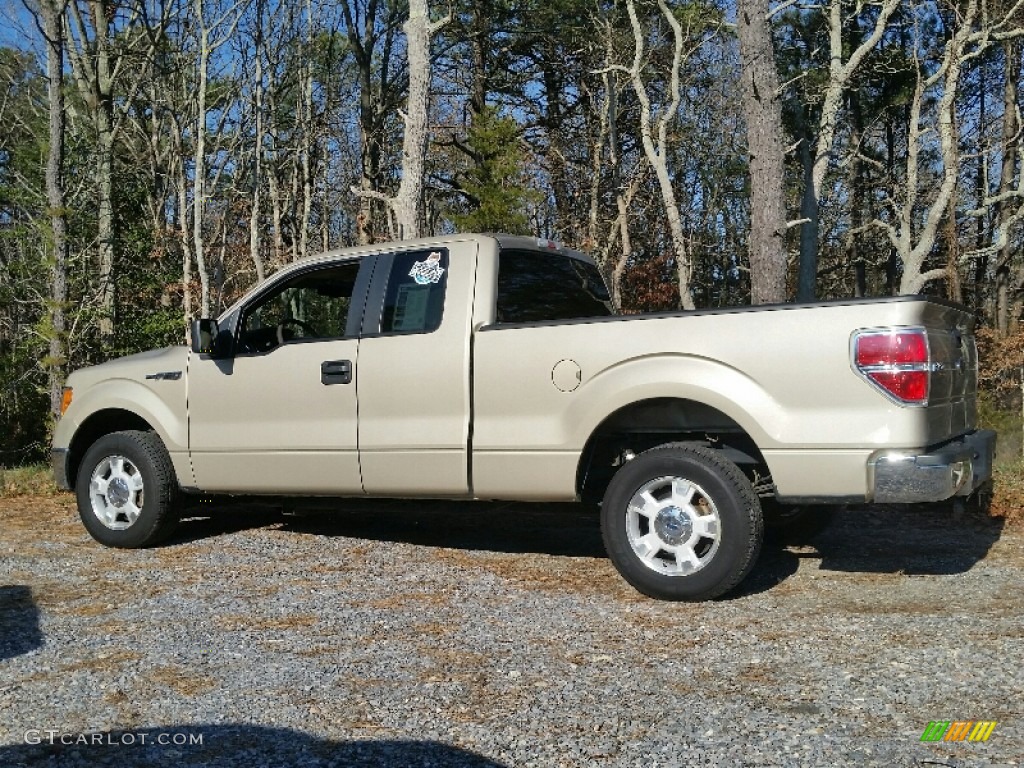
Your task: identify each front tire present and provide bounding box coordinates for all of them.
[601,443,763,601]
[76,430,181,548]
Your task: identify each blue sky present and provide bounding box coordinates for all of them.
[0,1,44,56]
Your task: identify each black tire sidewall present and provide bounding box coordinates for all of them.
[75,431,177,548]
[601,446,760,601]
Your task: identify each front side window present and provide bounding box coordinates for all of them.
[496,250,612,324]
[378,249,449,334]
[239,262,361,353]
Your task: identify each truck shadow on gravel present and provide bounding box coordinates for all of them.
[807,503,1005,575]
[732,503,1006,598]
[173,498,609,558]
[169,498,1005,598]
[0,726,508,768]
[0,585,42,660]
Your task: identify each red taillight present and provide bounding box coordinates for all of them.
[855,332,928,366]
[853,329,930,405]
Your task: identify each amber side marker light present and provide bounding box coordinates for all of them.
[60,387,73,415]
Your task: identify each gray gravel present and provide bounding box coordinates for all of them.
[1,495,1021,767]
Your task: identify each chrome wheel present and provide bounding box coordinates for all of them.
[602,443,762,601]
[626,475,721,576]
[89,454,145,530]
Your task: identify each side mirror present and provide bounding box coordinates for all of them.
[190,318,219,355]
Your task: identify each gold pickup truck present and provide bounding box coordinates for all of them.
[52,234,995,601]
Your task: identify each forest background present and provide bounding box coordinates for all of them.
[1,0,1023,506]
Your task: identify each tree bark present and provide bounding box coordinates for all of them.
[617,0,696,310]
[996,40,1020,335]
[794,0,898,301]
[41,0,69,419]
[353,0,448,240]
[193,0,212,317]
[248,0,267,282]
[343,0,401,245]
[736,0,787,304]
[392,0,436,239]
[796,123,818,301]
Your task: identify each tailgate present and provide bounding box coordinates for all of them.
[922,301,977,444]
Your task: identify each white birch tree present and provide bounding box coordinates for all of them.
[869,0,1024,295]
[793,0,900,300]
[353,0,449,240]
[606,0,699,310]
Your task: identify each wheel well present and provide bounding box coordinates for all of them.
[576,398,770,504]
[67,409,155,489]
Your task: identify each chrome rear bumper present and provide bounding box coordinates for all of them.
[869,430,996,504]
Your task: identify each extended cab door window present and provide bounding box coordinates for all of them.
[238,262,362,353]
[496,250,612,323]
[371,248,449,335]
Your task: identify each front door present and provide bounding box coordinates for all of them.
[188,259,368,494]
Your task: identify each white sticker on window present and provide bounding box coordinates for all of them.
[408,251,445,285]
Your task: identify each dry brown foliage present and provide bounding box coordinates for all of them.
[976,327,1024,401]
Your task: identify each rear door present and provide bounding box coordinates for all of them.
[356,241,478,495]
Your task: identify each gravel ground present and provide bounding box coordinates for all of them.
[0,494,1021,767]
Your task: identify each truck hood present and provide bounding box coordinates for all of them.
[67,346,189,392]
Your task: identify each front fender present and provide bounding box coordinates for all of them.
[53,375,192,488]
[60,378,187,452]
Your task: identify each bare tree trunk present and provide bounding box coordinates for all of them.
[64,0,165,342]
[736,0,787,304]
[95,118,116,336]
[888,2,975,294]
[193,0,212,317]
[796,124,818,301]
[189,0,245,311]
[298,0,315,260]
[596,66,637,312]
[41,0,69,419]
[846,91,866,297]
[267,164,285,264]
[171,132,194,327]
[248,0,267,282]
[392,0,438,238]
[945,212,963,304]
[353,0,448,240]
[614,0,695,310]
[69,0,118,340]
[586,76,608,254]
[996,40,1020,335]
[793,0,900,300]
[343,0,399,245]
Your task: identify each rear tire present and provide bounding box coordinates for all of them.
[600,443,763,601]
[76,430,181,548]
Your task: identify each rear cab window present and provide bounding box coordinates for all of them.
[496,249,612,324]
